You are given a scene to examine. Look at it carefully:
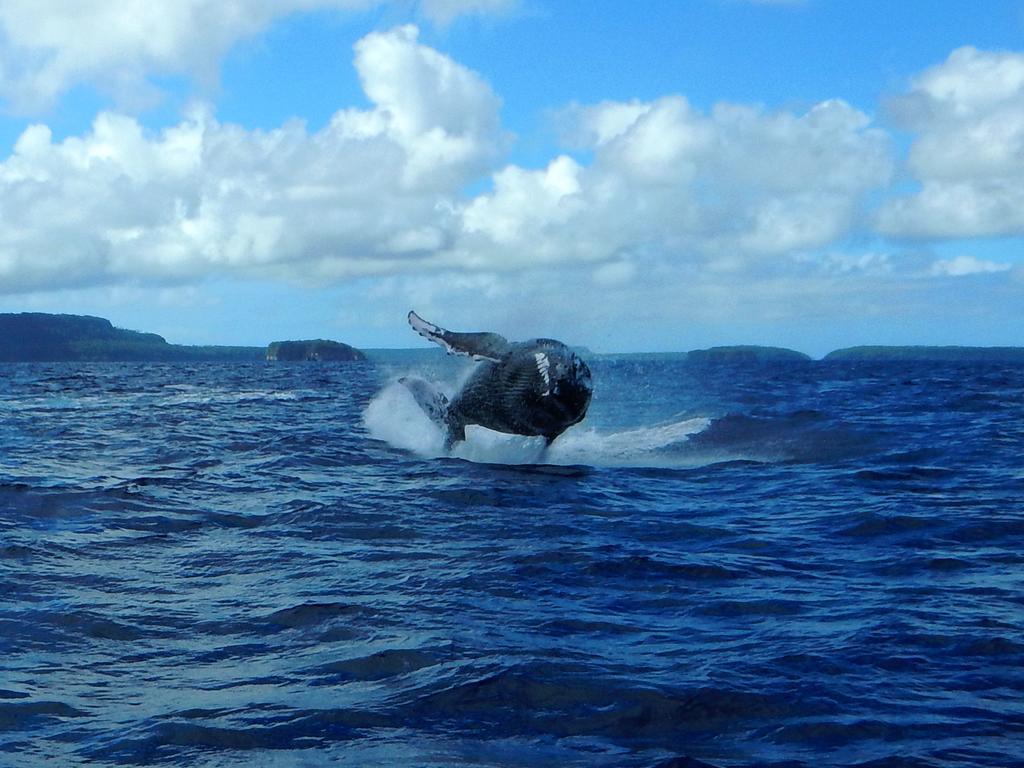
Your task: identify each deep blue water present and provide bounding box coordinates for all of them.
[2,357,1023,767]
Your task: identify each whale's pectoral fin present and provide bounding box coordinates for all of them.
[399,376,467,450]
[408,311,510,363]
[399,376,450,429]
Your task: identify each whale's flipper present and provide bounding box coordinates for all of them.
[399,376,449,427]
[408,311,510,363]
[399,376,465,449]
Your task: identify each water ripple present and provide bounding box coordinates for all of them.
[1,360,1023,766]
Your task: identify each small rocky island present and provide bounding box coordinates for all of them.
[686,345,812,363]
[266,340,366,362]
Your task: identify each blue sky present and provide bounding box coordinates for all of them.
[1,0,1023,355]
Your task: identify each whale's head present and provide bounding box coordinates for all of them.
[529,341,593,431]
[557,351,593,425]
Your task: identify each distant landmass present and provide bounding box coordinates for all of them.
[825,346,1024,363]
[3,313,1023,364]
[0,313,369,363]
[686,345,812,364]
[266,340,366,362]
[611,345,1024,364]
[0,313,265,362]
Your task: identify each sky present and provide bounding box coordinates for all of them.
[0,0,1023,355]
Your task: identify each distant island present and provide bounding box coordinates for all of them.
[0,313,264,362]
[266,340,366,362]
[0,313,361,363]
[686,345,812,364]
[2,313,1023,364]
[615,345,1024,364]
[825,346,1024,363]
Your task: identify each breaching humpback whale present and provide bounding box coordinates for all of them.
[400,311,592,449]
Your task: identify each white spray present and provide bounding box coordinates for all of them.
[363,380,710,468]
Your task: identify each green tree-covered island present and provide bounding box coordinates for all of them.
[266,340,366,361]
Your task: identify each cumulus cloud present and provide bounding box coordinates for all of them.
[0,1,343,111]
[353,25,506,188]
[4,22,1020,344]
[0,22,900,298]
[0,26,505,294]
[878,47,1024,238]
[0,0,517,112]
[462,155,583,247]
[458,95,892,272]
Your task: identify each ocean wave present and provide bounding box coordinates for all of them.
[3,359,1024,767]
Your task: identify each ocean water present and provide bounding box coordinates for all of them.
[2,356,1023,767]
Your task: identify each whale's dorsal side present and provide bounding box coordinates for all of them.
[408,311,511,363]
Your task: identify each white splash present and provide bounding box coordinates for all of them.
[363,381,449,457]
[363,380,710,468]
[547,418,712,465]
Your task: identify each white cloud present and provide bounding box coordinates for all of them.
[462,155,583,246]
[464,94,891,272]
[879,47,1024,239]
[878,181,1024,239]
[592,96,715,185]
[898,45,1024,124]
[930,255,1013,277]
[0,0,517,112]
[0,25,901,299]
[0,26,505,294]
[352,25,506,189]
[4,12,1022,351]
[560,99,652,149]
[0,1,320,111]
[9,22,1021,348]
